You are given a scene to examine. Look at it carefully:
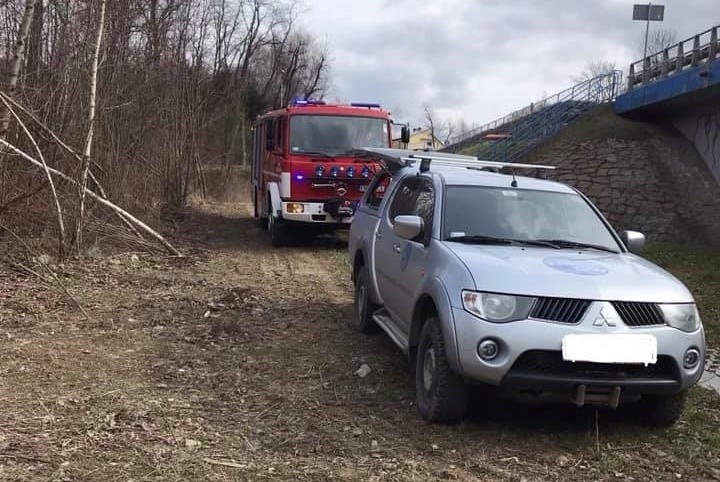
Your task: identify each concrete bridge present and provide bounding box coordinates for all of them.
[615,24,720,180]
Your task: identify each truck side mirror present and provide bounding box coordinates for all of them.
[401,125,410,144]
[620,230,645,254]
[393,215,423,240]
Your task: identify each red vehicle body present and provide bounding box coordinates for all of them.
[251,100,394,246]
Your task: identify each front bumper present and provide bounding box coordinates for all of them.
[281,201,354,224]
[451,306,705,395]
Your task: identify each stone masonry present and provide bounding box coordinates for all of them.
[520,110,720,245]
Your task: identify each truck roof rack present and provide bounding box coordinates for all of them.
[352,147,555,173]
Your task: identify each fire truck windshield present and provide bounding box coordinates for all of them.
[290,115,388,155]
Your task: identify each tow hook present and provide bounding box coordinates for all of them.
[573,385,621,409]
[324,198,355,218]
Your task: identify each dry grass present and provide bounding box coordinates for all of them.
[0,200,718,481]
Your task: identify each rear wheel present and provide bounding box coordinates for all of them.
[635,391,687,427]
[415,317,468,424]
[352,266,380,334]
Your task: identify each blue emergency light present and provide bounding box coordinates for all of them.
[350,102,381,108]
[292,97,326,106]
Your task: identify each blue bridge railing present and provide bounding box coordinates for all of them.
[628,24,719,90]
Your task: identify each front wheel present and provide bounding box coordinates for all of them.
[634,391,687,427]
[268,214,291,247]
[415,317,468,424]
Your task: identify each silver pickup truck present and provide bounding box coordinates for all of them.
[348,148,705,426]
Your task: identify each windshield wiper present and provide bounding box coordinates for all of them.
[296,150,333,159]
[446,235,513,245]
[446,235,559,248]
[535,239,619,253]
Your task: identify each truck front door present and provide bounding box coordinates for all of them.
[374,176,435,330]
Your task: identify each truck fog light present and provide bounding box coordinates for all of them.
[286,203,304,214]
[478,339,499,361]
[683,348,701,369]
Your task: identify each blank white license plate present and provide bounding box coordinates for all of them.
[562,334,657,365]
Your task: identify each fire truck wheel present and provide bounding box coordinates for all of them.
[353,266,380,334]
[258,215,268,231]
[268,214,291,247]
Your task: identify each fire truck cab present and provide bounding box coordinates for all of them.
[251,99,406,246]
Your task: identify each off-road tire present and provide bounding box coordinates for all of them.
[352,266,380,334]
[636,390,687,427]
[268,214,291,247]
[415,317,468,424]
[258,215,268,231]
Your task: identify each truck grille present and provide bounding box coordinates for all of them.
[510,350,679,380]
[529,297,591,324]
[612,302,665,327]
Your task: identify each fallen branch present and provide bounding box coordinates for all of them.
[0,138,182,256]
[0,95,66,259]
[0,221,88,319]
[8,259,53,284]
[202,458,247,469]
[0,91,143,239]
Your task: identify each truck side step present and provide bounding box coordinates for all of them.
[372,309,409,354]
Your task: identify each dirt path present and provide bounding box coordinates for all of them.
[1,201,719,481]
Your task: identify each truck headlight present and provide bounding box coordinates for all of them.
[461,291,535,323]
[659,303,701,332]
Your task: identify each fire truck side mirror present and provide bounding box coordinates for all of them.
[401,125,410,144]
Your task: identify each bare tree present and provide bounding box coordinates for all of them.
[639,27,678,58]
[75,0,106,255]
[571,60,617,83]
[0,0,37,138]
[0,0,331,255]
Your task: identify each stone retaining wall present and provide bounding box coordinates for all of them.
[521,108,720,244]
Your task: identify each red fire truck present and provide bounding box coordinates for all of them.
[251,99,408,246]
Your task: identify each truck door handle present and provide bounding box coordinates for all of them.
[393,243,402,253]
[375,231,383,239]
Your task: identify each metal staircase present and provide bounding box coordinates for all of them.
[441,71,623,161]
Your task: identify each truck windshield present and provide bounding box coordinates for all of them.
[290,115,388,155]
[443,186,620,252]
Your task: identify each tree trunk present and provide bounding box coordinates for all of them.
[0,0,37,138]
[76,0,106,255]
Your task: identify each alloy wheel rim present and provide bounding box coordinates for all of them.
[356,283,366,322]
[423,345,436,392]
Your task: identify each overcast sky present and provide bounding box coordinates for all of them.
[298,0,718,130]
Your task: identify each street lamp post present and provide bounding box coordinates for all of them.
[633,3,666,60]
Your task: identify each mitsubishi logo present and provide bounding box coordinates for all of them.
[593,305,617,327]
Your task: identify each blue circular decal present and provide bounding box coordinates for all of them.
[543,257,609,276]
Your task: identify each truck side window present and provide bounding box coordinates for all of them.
[365,172,389,210]
[265,120,275,150]
[388,177,434,244]
[275,118,285,150]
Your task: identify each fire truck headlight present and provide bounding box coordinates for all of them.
[346,166,355,177]
[286,203,304,214]
[361,166,371,178]
[314,165,325,177]
[330,166,340,177]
